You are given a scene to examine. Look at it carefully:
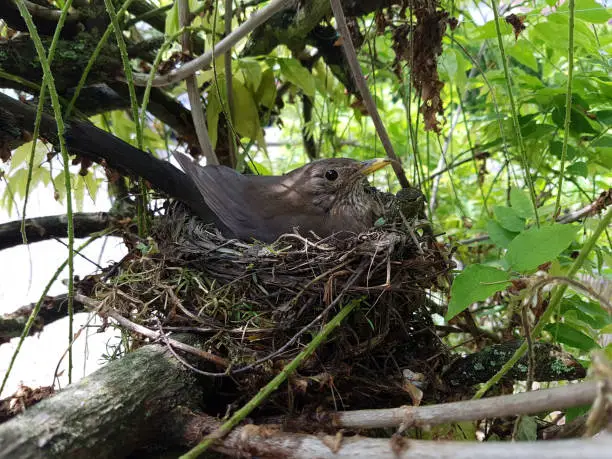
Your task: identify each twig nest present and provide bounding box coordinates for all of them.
[95,191,454,410]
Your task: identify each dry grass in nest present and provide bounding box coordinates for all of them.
[93,195,454,412]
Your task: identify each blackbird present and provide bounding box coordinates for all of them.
[175,154,393,242]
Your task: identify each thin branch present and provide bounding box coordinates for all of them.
[13,0,76,383]
[554,0,576,218]
[74,294,229,370]
[178,0,218,164]
[428,41,490,215]
[327,381,597,429]
[490,0,539,225]
[0,212,114,251]
[329,0,409,188]
[224,0,236,167]
[0,294,86,343]
[129,0,295,87]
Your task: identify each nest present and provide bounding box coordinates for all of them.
[93,191,454,413]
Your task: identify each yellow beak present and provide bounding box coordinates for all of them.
[359,158,393,175]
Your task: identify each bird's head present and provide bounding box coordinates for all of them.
[287,157,393,212]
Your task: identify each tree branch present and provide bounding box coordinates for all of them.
[0,0,82,38]
[0,294,86,344]
[442,341,586,387]
[172,410,612,459]
[129,0,295,87]
[0,342,205,458]
[329,381,597,430]
[0,212,113,251]
[330,0,409,188]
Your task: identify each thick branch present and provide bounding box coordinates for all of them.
[0,342,205,458]
[0,0,82,38]
[0,212,112,251]
[172,411,612,458]
[0,35,121,93]
[442,341,586,387]
[241,0,395,57]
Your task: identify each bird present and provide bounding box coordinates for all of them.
[175,154,393,242]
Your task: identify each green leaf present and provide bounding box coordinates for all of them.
[278,58,316,97]
[566,161,588,178]
[82,173,100,201]
[232,78,261,140]
[473,19,512,40]
[487,220,519,249]
[565,405,592,423]
[549,141,577,160]
[563,0,612,24]
[544,322,600,351]
[562,297,612,329]
[551,107,598,135]
[515,416,538,441]
[238,59,263,91]
[510,188,534,219]
[506,224,579,272]
[508,42,538,71]
[446,265,512,321]
[164,2,179,36]
[494,206,526,232]
[255,67,277,109]
[250,161,272,175]
[591,135,612,148]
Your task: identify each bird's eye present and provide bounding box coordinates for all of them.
[325,169,338,181]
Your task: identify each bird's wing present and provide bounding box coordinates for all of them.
[174,153,263,239]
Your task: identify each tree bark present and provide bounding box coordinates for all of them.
[0,342,206,459]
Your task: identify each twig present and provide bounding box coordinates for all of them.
[130,0,295,87]
[529,276,612,314]
[425,152,490,182]
[178,0,218,165]
[490,0,539,224]
[329,0,409,189]
[553,0,575,218]
[74,294,228,369]
[155,319,226,376]
[328,381,597,429]
[224,0,236,167]
[429,42,488,215]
